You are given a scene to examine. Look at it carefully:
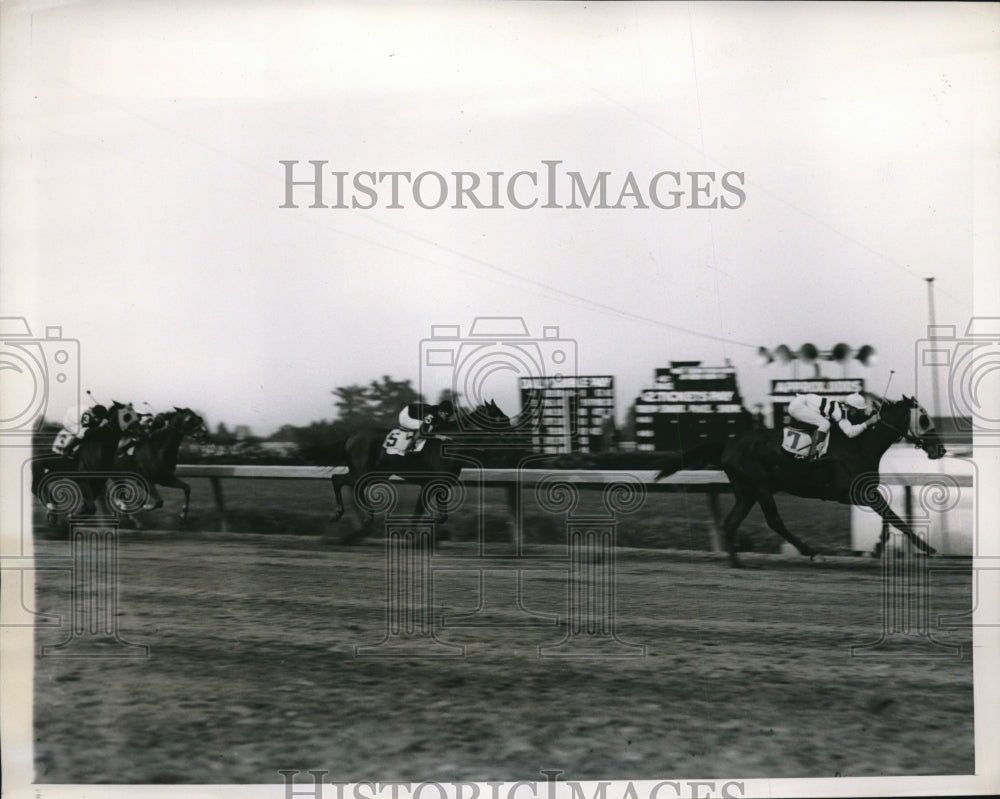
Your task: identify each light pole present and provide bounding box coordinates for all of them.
[926,277,942,423]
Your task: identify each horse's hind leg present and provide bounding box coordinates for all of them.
[157,475,190,520]
[755,490,819,560]
[330,475,347,522]
[413,485,451,541]
[722,490,757,568]
[872,520,891,558]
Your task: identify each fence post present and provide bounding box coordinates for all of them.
[505,483,518,550]
[705,487,724,553]
[209,476,228,532]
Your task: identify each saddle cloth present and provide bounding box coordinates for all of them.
[382,429,426,456]
[51,429,74,456]
[781,425,828,459]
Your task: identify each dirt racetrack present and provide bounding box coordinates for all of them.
[33,529,974,783]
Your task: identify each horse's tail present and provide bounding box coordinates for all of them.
[655,436,729,481]
[325,436,349,466]
[296,435,350,468]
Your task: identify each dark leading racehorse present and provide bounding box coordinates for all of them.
[665,395,946,568]
[329,400,512,542]
[113,407,209,522]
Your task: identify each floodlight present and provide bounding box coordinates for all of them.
[855,345,877,366]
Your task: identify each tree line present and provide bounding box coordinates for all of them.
[209,376,451,461]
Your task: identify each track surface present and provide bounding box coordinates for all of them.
[33,530,973,783]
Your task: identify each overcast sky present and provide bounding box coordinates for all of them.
[2,1,997,435]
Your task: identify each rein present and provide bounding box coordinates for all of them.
[874,412,923,448]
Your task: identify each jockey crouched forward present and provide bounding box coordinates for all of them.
[52,404,110,459]
[396,400,456,454]
[786,392,878,460]
[116,406,166,457]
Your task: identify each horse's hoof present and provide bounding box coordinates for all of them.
[872,542,884,559]
[810,554,827,564]
[330,509,345,522]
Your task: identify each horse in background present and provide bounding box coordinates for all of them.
[33,401,142,521]
[329,400,512,543]
[113,407,209,523]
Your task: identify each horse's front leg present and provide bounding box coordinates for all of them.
[81,477,100,515]
[157,475,191,521]
[755,490,821,561]
[142,484,164,512]
[866,493,936,555]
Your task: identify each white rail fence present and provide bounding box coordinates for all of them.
[173,463,973,555]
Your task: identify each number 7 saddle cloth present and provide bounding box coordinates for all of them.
[781,424,829,459]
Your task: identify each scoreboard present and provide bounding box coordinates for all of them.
[769,377,865,429]
[518,375,616,454]
[633,361,749,451]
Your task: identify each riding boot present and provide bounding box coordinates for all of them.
[810,430,828,461]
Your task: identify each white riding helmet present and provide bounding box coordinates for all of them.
[844,393,867,410]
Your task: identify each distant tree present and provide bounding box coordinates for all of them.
[268,424,299,442]
[287,419,342,463]
[214,422,237,445]
[332,375,423,432]
[331,384,372,430]
[364,375,423,426]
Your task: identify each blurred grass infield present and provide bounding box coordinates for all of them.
[33,477,851,554]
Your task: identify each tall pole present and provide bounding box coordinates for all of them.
[925,277,941,422]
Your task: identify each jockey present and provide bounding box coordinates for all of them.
[786,392,878,460]
[114,403,145,456]
[396,399,456,453]
[52,403,109,459]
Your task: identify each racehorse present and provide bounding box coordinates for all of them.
[329,400,512,542]
[668,395,946,568]
[32,401,141,521]
[113,407,209,523]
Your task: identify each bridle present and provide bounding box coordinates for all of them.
[873,402,932,450]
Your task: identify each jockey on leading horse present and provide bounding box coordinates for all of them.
[786,391,879,460]
[395,399,456,455]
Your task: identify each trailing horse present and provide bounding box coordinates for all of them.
[32,401,141,522]
[112,407,209,523]
[660,395,946,567]
[328,400,512,543]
